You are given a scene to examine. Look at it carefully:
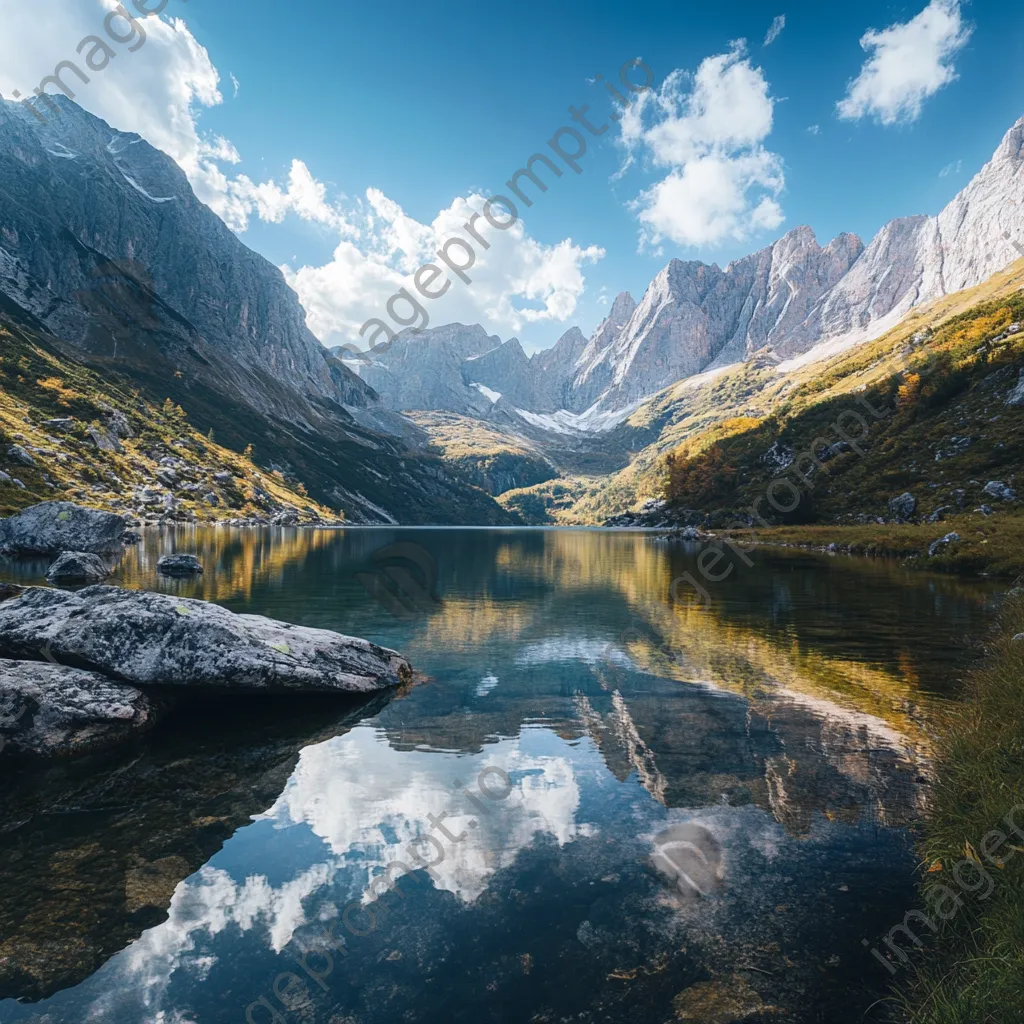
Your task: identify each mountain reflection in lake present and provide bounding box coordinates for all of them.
[0,528,1000,1023]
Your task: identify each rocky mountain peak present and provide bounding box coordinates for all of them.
[609,292,637,320]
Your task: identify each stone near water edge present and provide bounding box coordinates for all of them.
[928,533,961,557]
[157,554,204,577]
[46,551,111,584]
[0,586,413,694]
[0,659,158,757]
[0,501,127,556]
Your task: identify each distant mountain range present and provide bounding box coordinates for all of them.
[3,95,1022,526]
[0,96,512,524]
[345,117,1024,430]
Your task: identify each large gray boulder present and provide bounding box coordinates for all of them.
[0,501,126,556]
[0,587,411,693]
[0,660,157,757]
[46,551,111,584]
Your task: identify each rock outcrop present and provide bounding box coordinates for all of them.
[888,493,917,522]
[0,586,412,693]
[45,551,111,584]
[0,660,157,757]
[0,501,126,556]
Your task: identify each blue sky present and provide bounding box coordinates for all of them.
[2,0,1023,351]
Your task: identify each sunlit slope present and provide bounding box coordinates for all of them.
[560,256,1024,525]
[0,323,339,523]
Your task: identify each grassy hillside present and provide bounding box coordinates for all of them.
[406,411,558,495]
[496,477,595,524]
[0,322,340,523]
[654,288,1024,573]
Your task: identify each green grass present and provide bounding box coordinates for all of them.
[893,589,1024,1022]
[733,511,1024,578]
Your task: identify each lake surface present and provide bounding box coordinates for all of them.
[0,528,1002,1024]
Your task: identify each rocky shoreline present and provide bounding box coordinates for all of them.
[0,502,412,759]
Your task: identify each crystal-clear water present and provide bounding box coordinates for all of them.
[0,528,1001,1023]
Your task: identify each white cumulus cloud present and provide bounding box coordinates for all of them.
[0,0,603,346]
[282,193,604,348]
[836,0,973,126]
[619,42,785,248]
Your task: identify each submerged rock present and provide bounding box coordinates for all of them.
[45,551,111,584]
[0,586,412,693]
[157,553,204,576]
[0,660,157,757]
[0,501,126,556]
[671,975,764,1023]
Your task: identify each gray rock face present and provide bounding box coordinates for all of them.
[156,553,204,576]
[7,445,36,467]
[0,660,157,757]
[45,551,111,584]
[983,480,1017,501]
[361,120,1024,423]
[0,586,412,693]
[0,501,126,556]
[571,118,1024,414]
[0,95,375,421]
[1008,371,1024,407]
[465,327,591,413]
[889,493,917,522]
[345,323,501,415]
